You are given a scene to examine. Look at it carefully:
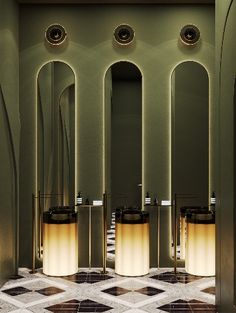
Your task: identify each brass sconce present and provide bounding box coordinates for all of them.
[45,24,67,46]
[180,24,200,46]
[114,24,135,45]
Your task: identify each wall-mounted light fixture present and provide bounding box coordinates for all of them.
[43,206,78,276]
[45,24,67,46]
[115,208,149,276]
[113,24,135,46]
[180,24,200,46]
[185,211,215,276]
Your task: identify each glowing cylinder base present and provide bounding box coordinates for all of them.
[185,213,215,276]
[180,207,209,260]
[180,215,186,260]
[115,209,149,277]
[43,207,78,276]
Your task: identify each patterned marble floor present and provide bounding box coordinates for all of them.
[0,212,216,312]
[0,267,216,312]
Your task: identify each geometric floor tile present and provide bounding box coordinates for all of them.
[0,267,216,312]
[45,299,113,312]
[150,271,203,284]
[63,271,113,284]
[102,286,130,296]
[36,286,65,296]
[0,299,19,312]
[135,286,165,296]
[158,299,217,312]
[202,286,215,295]
[2,286,31,296]
[9,275,24,280]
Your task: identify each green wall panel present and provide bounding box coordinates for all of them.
[19,4,214,267]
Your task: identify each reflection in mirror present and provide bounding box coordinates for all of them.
[105,61,142,261]
[171,61,209,260]
[37,62,75,209]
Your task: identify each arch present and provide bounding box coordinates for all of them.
[104,61,143,229]
[36,61,76,210]
[171,60,209,260]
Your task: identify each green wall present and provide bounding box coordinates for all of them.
[0,0,19,286]
[172,62,209,206]
[215,0,236,312]
[111,79,142,209]
[19,4,214,267]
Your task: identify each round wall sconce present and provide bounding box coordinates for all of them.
[114,24,135,45]
[45,24,67,46]
[180,24,200,46]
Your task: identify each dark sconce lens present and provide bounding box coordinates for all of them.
[180,24,200,45]
[45,24,67,46]
[114,24,135,45]
[118,28,130,40]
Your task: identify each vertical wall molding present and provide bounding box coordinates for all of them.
[0,84,18,279]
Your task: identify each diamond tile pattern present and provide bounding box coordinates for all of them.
[46,298,113,312]
[2,286,31,296]
[36,286,65,296]
[202,286,215,295]
[9,275,24,280]
[102,286,130,296]
[135,286,164,296]
[64,271,113,284]
[150,271,203,284]
[102,287,131,296]
[158,299,216,312]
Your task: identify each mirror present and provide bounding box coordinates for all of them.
[171,61,209,260]
[37,61,75,209]
[105,61,142,261]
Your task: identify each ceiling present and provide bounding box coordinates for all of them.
[17,0,214,4]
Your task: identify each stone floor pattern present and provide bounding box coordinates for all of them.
[0,267,216,312]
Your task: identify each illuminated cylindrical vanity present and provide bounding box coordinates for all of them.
[180,206,209,260]
[185,211,215,276]
[115,208,149,276]
[43,206,78,276]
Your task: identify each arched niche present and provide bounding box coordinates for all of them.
[37,61,75,209]
[104,61,142,223]
[171,61,209,259]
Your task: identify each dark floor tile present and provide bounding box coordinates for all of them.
[158,299,216,312]
[150,271,203,284]
[45,299,80,312]
[9,275,24,280]
[108,237,115,240]
[2,286,31,296]
[46,299,113,312]
[64,271,113,284]
[108,250,115,254]
[107,243,113,247]
[102,286,130,296]
[202,286,215,295]
[36,286,65,296]
[135,286,165,296]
